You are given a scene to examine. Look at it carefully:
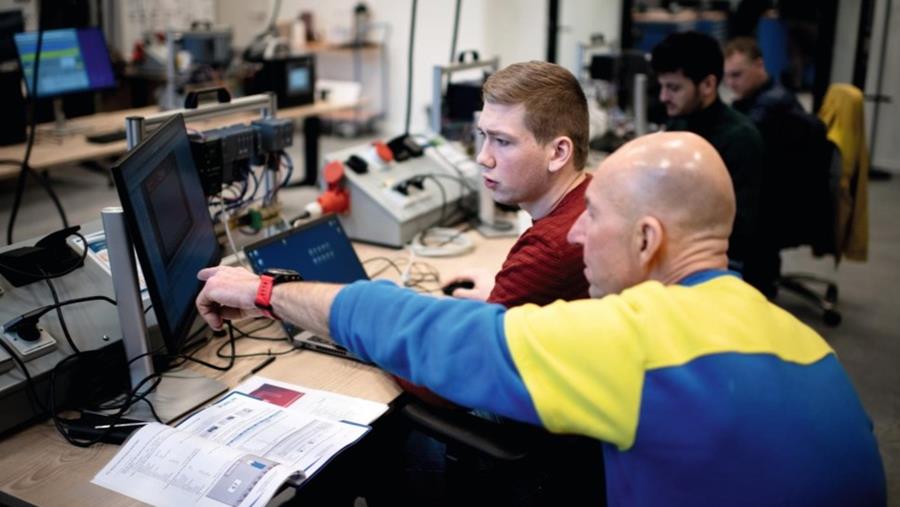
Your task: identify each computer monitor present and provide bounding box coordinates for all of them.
[14,26,115,98]
[111,114,221,357]
[253,55,316,108]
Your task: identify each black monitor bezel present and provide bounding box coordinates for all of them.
[13,26,117,99]
[111,114,221,356]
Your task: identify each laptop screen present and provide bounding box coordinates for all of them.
[245,214,368,284]
[243,215,370,360]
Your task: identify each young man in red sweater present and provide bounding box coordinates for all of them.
[445,60,591,307]
[399,62,591,403]
[395,61,601,504]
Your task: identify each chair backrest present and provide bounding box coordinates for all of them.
[818,84,869,261]
[757,105,836,255]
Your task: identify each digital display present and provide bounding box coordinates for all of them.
[245,215,367,284]
[14,27,116,98]
[287,66,310,95]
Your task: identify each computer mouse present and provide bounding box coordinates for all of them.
[441,279,475,296]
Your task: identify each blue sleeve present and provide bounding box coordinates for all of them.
[329,280,541,425]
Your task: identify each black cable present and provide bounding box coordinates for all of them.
[49,354,164,447]
[404,0,418,134]
[3,294,117,328]
[43,275,81,355]
[363,256,405,278]
[450,0,462,63]
[421,169,479,221]
[0,338,46,415]
[0,230,88,280]
[231,320,282,341]
[215,335,297,360]
[173,321,237,371]
[421,174,448,228]
[26,167,70,230]
[5,1,69,245]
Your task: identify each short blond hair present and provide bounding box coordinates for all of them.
[482,61,589,169]
[724,37,763,60]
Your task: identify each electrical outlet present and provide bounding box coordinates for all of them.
[1,326,57,362]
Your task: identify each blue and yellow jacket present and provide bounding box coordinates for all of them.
[330,271,885,506]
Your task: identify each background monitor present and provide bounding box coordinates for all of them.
[14,26,115,98]
[287,63,311,95]
[111,114,221,357]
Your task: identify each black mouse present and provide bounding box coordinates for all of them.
[441,279,475,296]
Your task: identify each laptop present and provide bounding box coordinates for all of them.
[244,214,369,361]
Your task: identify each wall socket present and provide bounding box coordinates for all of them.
[1,327,57,362]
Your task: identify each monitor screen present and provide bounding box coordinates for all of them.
[112,114,221,355]
[245,215,367,284]
[286,65,310,95]
[14,26,115,98]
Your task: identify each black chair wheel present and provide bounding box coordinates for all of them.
[825,285,838,303]
[823,309,842,327]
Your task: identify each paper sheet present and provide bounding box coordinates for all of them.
[233,376,389,426]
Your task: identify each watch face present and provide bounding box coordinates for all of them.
[264,268,300,277]
[263,268,302,283]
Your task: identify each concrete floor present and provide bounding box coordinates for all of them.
[1,139,898,504]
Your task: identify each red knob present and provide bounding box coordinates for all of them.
[323,160,345,185]
[372,141,393,162]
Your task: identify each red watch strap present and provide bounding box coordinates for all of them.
[255,275,277,319]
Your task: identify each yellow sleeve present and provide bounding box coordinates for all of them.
[503,294,649,449]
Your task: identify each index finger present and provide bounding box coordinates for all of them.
[198,266,222,281]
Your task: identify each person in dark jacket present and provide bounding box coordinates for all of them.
[724,37,834,296]
[651,31,766,293]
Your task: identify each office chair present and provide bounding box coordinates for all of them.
[749,100,842,325]
[397,394,606,505]
[774,84,871,326]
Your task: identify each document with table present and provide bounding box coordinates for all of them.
[92,377,389,507]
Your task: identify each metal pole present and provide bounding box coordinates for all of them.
[634,73,648,136]
[101,207,153,391]
[125,116,145,150]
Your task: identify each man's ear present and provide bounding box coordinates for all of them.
[547,136,574,173]
[698,74,718,99]
[636,216,664,269]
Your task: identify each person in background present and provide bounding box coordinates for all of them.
[651,31,766,293]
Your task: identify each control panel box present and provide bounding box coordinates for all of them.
[324,135,480,247]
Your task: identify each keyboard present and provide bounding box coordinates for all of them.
[86,130,127,144]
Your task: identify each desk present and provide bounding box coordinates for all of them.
[0,230,516,506]
[0,98,361,182]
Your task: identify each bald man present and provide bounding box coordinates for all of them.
[196,133,885,506]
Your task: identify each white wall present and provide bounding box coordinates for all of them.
[830,0,860,84]
[215,0,550,134]
[864,0,900,172]
[557,0,622,77]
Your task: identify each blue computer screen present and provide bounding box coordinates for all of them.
[14,27,115,98]
[287,66,310,94]
[245,216,368,284]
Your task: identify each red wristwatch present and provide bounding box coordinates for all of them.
[254,268,302,320]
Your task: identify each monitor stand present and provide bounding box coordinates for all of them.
[38,98,89,140]
[101,207,226,424]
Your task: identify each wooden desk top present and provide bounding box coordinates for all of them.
[0,231,516,506]
[0,99,360,180]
